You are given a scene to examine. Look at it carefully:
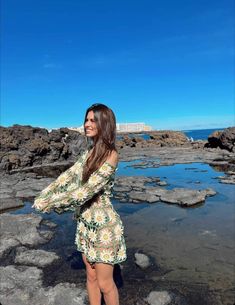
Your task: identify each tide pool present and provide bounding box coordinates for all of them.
[10,160,235,304]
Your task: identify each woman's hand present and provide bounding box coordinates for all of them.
[32,197,50,212]
[41,205,53,213]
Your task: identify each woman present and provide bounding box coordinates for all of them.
[33,103,127,305]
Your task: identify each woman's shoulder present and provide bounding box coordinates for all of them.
[106,150,119,168]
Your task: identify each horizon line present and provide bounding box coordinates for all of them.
[0,123,231,132]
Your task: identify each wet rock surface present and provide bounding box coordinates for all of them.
[159,187,216,206]
[0,172,54,212]
[145,291,172,305]
[14,247,60,267]
[1,171,217,212]
[0,265,43,295]
[0,213,87,305]
[0,265,87,305]
[0,213,56,263]
[216,171,235,184]
[114,176,216,206]
[135,253,151,269]
[119,145,235,171]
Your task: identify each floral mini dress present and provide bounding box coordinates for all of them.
[34,149,127,265]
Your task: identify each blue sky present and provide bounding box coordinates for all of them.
[1,0,234,130]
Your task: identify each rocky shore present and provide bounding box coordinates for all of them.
[0,125,235,305]
[0,213,88,305]
[1,125,234,172]
[1,125,234,212]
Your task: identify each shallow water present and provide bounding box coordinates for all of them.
[11,161,235,304]
[119,161,235,303]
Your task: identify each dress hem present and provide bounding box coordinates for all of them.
[79,251,127,266]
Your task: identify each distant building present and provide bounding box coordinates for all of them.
[68,126,84,133]
[53,122,153,133]
[116,122,152,132]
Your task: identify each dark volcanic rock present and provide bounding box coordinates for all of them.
[2,125,233,174]
[0,124,86,172]
[206,127,235,152]
[148,130,188,146]
[116,130,189,149]
[116,135,144,148]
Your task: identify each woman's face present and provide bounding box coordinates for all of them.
[84,110,98,138]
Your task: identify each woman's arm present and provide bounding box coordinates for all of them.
[35,151,118,213]
[32,151,86,209]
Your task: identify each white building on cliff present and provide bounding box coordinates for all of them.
[68,122,152,133]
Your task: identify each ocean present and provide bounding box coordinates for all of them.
[117,127,228,141]
[181,127,226,141]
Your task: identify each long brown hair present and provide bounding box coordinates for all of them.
[82,103,117,183]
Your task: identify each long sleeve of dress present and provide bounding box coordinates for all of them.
[34,159,117,212]
[33,153,85,209]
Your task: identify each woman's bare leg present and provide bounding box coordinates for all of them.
[82,254,102,305]
[95,263,119,305]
